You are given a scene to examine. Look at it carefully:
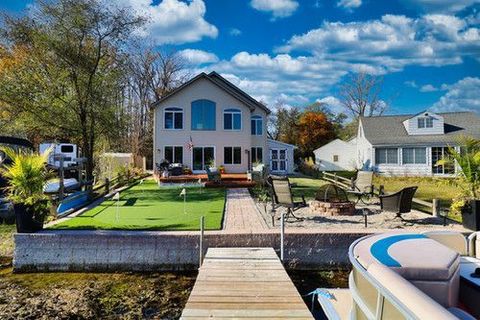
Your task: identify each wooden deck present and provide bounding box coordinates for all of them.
[180,247,314,319]
[157,173,256,188]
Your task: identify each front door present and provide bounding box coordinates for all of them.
[270,149,287,173]
[192,147,215,172]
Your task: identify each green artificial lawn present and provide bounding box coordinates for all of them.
[50,180,226,231]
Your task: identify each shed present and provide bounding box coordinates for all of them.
[314,138,357,171]
[267,139,296,174]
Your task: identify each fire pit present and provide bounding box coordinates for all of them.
[310,183,355,216]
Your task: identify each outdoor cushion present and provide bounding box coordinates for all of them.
[354,232,460,307]
[423,231,468,255]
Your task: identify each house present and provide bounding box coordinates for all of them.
[357,111,480,176]
[152,71,296,174]
[314,138,357,171]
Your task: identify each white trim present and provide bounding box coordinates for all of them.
[191,145,216,173]
[223,108,242,131]
[163,106,184,130]
[164,145,184,164]
[270,148,288,173]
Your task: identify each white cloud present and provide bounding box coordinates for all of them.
[405,80,418,88]
[250,0,299,19]
[178,49,218,64]
[399,0,478,14]
[123,0,218,44]
[316,96,344,110]
[337,0,362,10]
[419,84,439,92]
[277,14,480,73]
[229,28,242,36]
[431,77,480,113]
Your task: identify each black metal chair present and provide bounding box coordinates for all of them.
[379,186,418,218]
[267,176,306,221]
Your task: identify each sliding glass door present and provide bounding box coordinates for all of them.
[192,147,215,171]
[432,147,455,175]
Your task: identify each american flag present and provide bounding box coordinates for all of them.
[186,136,194,150]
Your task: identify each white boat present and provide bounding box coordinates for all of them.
[318,231,480,319]
[43,178,80,194]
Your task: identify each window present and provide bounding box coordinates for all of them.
[402,147,426,164]
[251,147,263,163]
[418,118,425,128]
[418,117,433,129]
[164,146,183,164]
[333,155,339,162]
[60,145,74,153]
[164,107,183,130]
[224,108,242,130]
[251,115,263,135]
[425,117,433,128]
[191,100,216,130]
[224,147,241,164]
[375,148,398,164]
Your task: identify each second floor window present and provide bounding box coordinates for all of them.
[192,99,216,130]
[164,107,183,130]
[418,117,433,129]
[251,115,263,135]
[224,108,242,130]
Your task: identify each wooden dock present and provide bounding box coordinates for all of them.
[180,247,314,319]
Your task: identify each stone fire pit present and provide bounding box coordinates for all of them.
[310,183,355,216]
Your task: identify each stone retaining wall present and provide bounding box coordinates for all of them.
[13,230,372,272]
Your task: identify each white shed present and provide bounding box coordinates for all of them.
[314,138,357,171]
[267,139,296,174]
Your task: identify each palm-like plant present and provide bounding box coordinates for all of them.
[0,147,51,206]
[437,137,480,200]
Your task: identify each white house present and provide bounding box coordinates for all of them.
[314,138,357,171]
[151,72,296,174]
[357,111,480,176]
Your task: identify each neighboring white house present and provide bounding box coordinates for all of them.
[151,72,296,174]
[314,138,357,171]
[357,111,480,176]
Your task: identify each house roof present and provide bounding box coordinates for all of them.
[267,139,297,149]
[360,111,480,146]
[151,71,271,114]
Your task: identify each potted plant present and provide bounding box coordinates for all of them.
[0,147,51,233]
[218,165,225,174]
[437,137,480,230]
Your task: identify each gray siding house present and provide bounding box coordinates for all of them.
[152,72,296,174]
[357,111,480,176]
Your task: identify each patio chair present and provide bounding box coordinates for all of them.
[268,175,306,221]
[379,186,418,218]
[206,167,221,183]
[347,171,374,204]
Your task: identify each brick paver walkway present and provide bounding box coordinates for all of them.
[223,188,268,231]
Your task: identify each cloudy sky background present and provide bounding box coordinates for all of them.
[2,0,479,115]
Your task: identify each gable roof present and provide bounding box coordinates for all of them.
[360,112,480,146]
[151,71,271,114]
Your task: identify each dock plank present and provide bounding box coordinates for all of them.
[180,247,313,319]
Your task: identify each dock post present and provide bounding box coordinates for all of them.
[280,212,285,262]
[199,216,205,268]
[105,178,110,194]
[432,199,440,217]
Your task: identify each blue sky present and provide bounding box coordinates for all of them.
[1,0,479,115]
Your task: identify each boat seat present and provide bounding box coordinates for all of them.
[354,233,460,307]
[423,230,468,255]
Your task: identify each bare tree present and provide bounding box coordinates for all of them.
[123,47,188,166]
[340,71,386,118]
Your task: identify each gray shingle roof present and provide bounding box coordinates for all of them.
[360,112,480,146]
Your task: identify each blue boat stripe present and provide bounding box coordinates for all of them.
[370,234,427,267]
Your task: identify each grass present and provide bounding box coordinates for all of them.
[288,175,327,200]
[0,224,15,258]
[50,180,226,231]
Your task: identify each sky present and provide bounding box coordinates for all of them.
[1,0,479,116]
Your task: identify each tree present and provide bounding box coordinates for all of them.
[0,0,144,180]
[340,71,386,118]
[268,104,301,145]
[297,111,335,158]
[124,47,188,165]
[304,101,347,137]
